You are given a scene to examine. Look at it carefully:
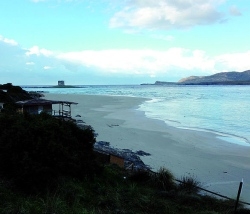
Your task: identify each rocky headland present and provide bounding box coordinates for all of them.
[141,70,250,85]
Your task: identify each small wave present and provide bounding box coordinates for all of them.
[144,98,165,103]
[177,126,250,147]
[217,136,250,147]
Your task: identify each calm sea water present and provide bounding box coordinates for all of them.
[24,85,250,146]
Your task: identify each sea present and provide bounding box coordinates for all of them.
[23,85,250,147]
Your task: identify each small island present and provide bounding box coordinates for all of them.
[52,80,80,88]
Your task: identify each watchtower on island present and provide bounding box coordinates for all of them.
[58,80,65,86]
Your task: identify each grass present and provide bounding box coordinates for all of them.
[177,175,202,194]
[149,167,176,191]
[0,165,249,214]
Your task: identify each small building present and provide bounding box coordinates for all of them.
[94,147,125,168]
[16,99,77,118]
[110,154,125,168]
[58,80,65,86]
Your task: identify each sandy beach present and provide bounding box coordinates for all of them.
[44,93,250,203]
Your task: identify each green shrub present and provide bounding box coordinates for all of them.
[0,112,99,192]
[128,169,152,184]
[0,83,31,102]
[235,208,250,214]
[151,167,176,191]
[177,176,201,194]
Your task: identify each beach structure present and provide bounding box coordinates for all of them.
[110,154,125,168]
[58,80,65,86]
[94,147,125,168]
[16,99,77,118]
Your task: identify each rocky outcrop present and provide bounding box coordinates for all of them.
[94,141,151,171]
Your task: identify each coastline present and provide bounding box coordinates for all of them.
[44,93,250,203]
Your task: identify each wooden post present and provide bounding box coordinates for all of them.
[61,103,64,120]
[234,179,243,214]
[59,103,61,116]
[69,104,71,117]
[61,103,63,116]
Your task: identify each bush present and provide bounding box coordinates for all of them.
[0,83,31,102]
[151,167,176,191]
[177,176,201,194]
[128,169,152,184]
[0,112,99,192]
[235,208,250,214]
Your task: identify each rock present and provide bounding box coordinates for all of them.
[135,150,151,156]
[94,141,151,170]
[96,141,110,147]
[76,120,85,123]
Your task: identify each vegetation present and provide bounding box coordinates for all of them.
[0,112,99,192]
[177,176,202,194]
[0,83,33,114]
[0,164,249,214]
[0,83,32,102]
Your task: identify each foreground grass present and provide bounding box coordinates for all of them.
[0,165,249,214]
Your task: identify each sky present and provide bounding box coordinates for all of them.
[0,0,250,85]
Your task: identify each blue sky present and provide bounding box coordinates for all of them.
[0,0,249,85]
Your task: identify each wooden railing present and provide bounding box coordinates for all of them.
[51,110,71,118]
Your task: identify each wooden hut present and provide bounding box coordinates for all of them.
[94,148,125,168]
[110,154,125,168]
[16,99,77,118]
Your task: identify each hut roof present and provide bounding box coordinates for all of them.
[16,99,78,106]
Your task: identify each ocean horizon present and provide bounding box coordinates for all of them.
[23,84,250,147]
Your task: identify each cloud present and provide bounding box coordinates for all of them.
[0,36,26,70]
[57,48,250,78]
[43,66,53,70]
[216,51,250,72]
[1,35,250,84]
[26,62,35,65]
[26,46,53,57]
[229,5,242,16]
[0,35,18,46]
[30,0,46,2]
[109,0,225,30]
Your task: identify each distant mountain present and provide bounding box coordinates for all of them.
[141,70,250,86]
[178,70,250,85]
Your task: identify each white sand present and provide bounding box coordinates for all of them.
[44,93,250,203]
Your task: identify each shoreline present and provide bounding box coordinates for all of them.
[174,126,250,147]
[44,93,250,203]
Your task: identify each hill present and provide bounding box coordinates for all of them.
[178,70,250,85]
[141,70,250,85]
